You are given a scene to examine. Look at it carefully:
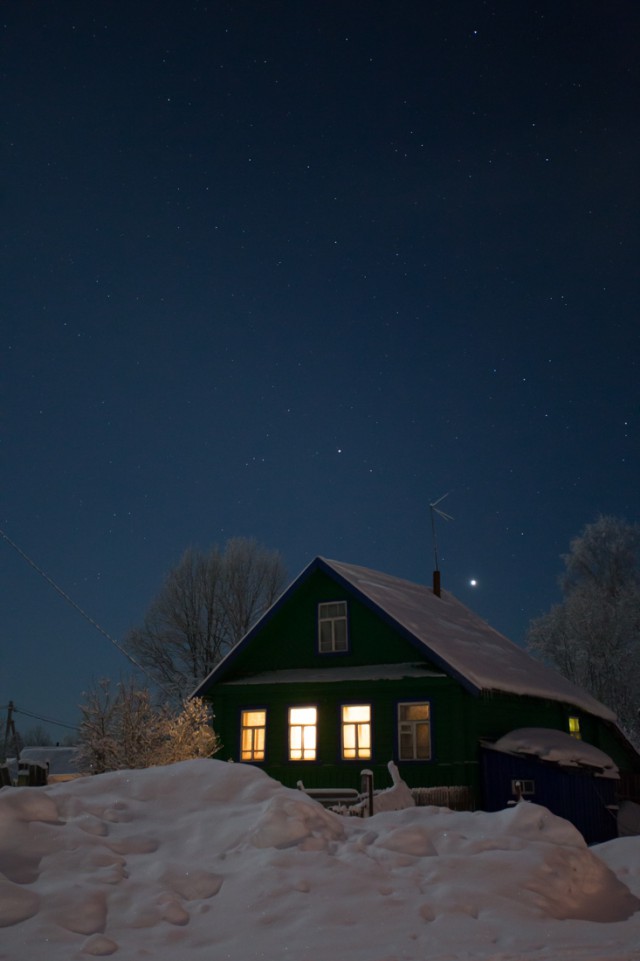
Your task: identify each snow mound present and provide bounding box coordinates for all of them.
[347,760,416,815]
[1,758,639,960]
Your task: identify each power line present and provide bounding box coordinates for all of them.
[0,527,165,691]
[12,705,78,732]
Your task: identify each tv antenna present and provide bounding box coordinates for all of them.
[429,493,453,595]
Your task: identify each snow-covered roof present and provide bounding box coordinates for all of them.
[490,728,619,777]
[318,558,616,721]
[193,556,616,722]
[6,746,81,775]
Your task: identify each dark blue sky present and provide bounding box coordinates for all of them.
[2,1,638,740]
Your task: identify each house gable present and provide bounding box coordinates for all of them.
[193,560,445,689]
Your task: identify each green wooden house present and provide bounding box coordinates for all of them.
[193,557,638,832]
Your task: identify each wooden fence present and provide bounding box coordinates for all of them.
[411,785,475,811]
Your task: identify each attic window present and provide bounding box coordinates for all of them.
[318,601,348,653]
[568,716,582,740]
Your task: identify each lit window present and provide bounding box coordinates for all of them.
[398,702,431,760]
[240,710,266,761]
[318,601,348,653]
[342,704,371,760]
[568,716,582,740]
[289,706,317,760]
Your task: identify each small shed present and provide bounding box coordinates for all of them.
[5,747,82,785]
[481,728,619,844]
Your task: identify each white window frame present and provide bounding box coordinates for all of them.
[397,701,431,761]
[512,779,535,796]
[318,601,348,653]
[240,709,266,762]
[341,704,372,760]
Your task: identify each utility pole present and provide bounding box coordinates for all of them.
[2,701,21,762]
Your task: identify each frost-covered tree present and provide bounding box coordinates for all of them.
[77,678,160,773]
[125,537,286,701]
[155,697,219,765]
[527,516,640,745]
[77,679,125,773]
[77,678,219,774]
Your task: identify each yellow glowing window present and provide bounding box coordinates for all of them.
[568,716,582,740]
[342,704,371,760]
[289,707,317,760]
[240,710,266,761]
[398,702,431,760]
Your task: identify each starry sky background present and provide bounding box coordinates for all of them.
[2,1,638,740]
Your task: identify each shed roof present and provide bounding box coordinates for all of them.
[488,727,619,776]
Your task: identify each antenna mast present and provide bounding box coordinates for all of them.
[429,493,453,596]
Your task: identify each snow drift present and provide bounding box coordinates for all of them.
[1,758,640,960]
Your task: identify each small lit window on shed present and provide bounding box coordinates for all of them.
[318,601,348,653]
[240,710,266,761]
[568,716,582,740]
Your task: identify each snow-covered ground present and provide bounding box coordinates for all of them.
[1,758,640,960]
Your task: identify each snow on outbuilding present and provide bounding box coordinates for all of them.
[493,727,619,777]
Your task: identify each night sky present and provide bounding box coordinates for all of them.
[2,1,638,740]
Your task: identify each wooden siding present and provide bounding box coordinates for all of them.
[209,676,638,794]
[212,674,470,791]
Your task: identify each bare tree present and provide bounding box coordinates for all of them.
[527,516,640,745]
[125,538,287,701]
[22,725,54,747]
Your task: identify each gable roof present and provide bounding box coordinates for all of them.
[192,556,616,722]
